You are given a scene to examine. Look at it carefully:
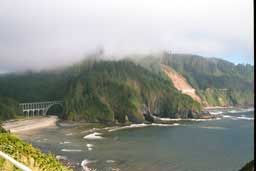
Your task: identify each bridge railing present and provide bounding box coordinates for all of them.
[0,151,32,171]
[19,100,63,105]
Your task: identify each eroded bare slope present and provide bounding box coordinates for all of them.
[161,64,202,103]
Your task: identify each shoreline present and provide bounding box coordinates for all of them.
[204,105,254,110]
[2,115,58,133]
[3,105,254,134]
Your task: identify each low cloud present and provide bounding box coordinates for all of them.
[0,0,253,72]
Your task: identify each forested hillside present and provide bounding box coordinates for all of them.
[0,57,201,123]
[0,53,253,122]
[63,59,201,122]
[161,53,254,106]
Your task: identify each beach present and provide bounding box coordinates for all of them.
[2,115,58,133]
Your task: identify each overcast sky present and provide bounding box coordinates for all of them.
[0,0,254,72]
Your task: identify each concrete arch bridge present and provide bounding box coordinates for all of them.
[19,101,63,117]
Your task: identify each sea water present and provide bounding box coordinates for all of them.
[19,108,254,171]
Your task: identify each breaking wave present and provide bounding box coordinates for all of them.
[83,132,104,140]
[61,149,82,152]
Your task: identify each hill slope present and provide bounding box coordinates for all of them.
[130,52,254,107]
[63,60,202,122]
[0,133,72,171]
[161,53,254,107]
[0,58,202,123]
[161,64,202,103]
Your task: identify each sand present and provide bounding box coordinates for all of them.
[2,116,58,133]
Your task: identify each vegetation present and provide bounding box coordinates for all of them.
[63,59,201,123]
[0,52,253,123]
[0,133,72,171]
[239,160,254,171]
[134,52,254,107]
[0,97,22,121]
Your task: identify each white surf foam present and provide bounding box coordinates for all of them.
[209,111,223,115]
[106,160,116,163]
[81,159,97,171]
[56,155,67,160]
[59,141,71,144]
[86,144,94,148]
[83,132,104,140]
[227,108,254,114]
[80,128,102,134]
[151,123,180,127]
[228,110,241,113]
[222,115,254,121]
[222,115,232,118]
[157,117,220,122]
[199,126,227,130]
[86,144,94,151]
[236,116,254,120]
[108,123,149,132]
[61,149,82,152]
[157,117,182,121]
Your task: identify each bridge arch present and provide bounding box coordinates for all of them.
[45,103,64,116]
[19,101,63,117]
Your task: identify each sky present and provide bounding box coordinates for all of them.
[0,0,254,72]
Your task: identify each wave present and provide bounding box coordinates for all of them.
[151,123,180,127]
[106,160,116,163]
[199,126,227,130]
[108,123,181,132]
[222,115,254,121]
[56,155,67,160]
[61,149,82,152]
[81,159,97,171]
[86,144,93,148]
[59,141,71,144]
[222,115,232,118]
[86,144,94,151]
[236,116,254,120]
[227,108,254,114]
[157,117,182,121]
[228,110,241,113]
[80,128,102,134]
[65,133,73,136]
[156,117,220,122]
[209,111,223,115]
[108,123,150,132]
[83,132,104,140]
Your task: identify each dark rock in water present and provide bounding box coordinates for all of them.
[190,110,215,119]
[175,110,214,119]
[143,109,215,123]
[239,160,254,171]
[143,111,154,123]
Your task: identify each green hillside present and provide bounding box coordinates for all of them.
[0,133,72,171]
[160,53,254,106]
[0,58,201,123]
[129,52,254,107]
[0,53,253,122]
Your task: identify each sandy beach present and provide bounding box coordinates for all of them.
[2,116,58,133]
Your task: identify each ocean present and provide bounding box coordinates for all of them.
[19,108,254,171]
